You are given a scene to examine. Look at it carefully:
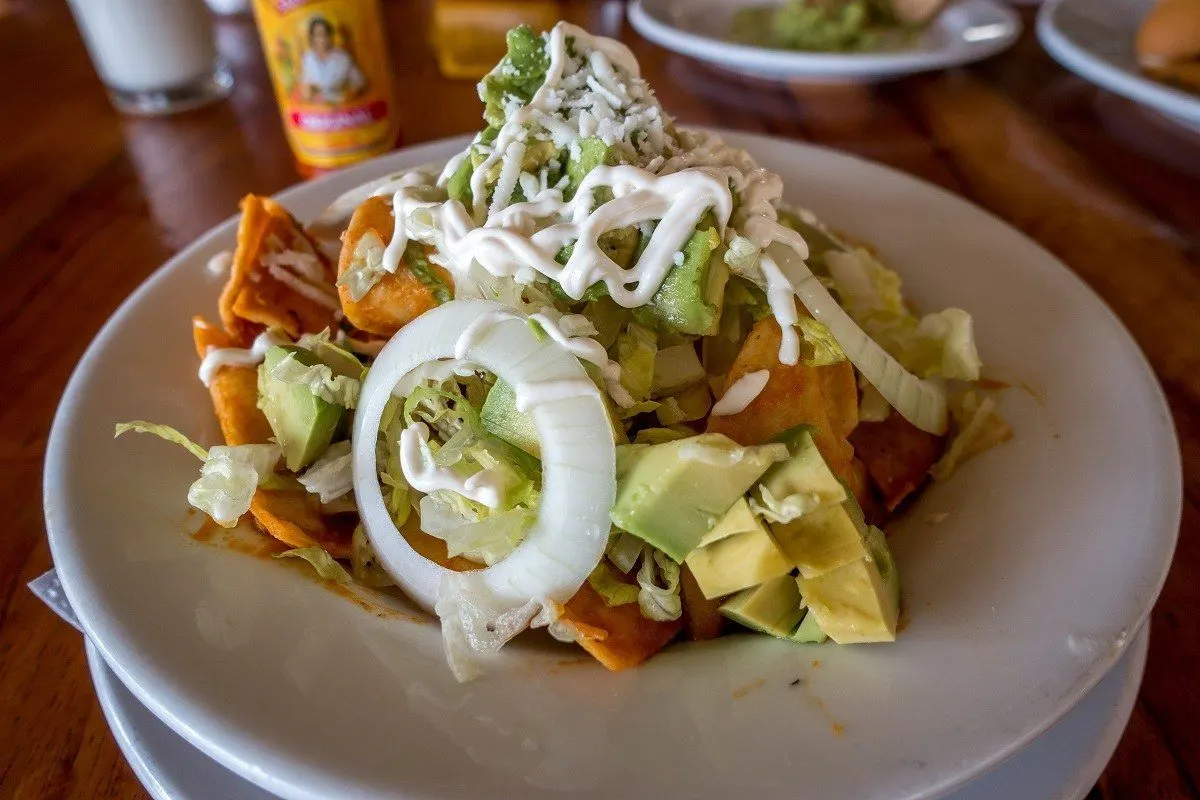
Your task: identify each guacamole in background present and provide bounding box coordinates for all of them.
[731,0,909,53]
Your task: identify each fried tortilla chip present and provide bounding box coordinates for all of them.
[337,196,454,337]
[850,413,946,511]
[680,564,725,641]
[250,489,355,559]
[191,316,273,446]
[219,194,340,343]
[707,317,863,498]
[400,516,479,572]
[562,581,683,671]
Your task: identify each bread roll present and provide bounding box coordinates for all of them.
[1136,0,1200,68]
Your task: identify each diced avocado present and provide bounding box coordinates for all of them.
[655,382,711,425]
[686,499,792,599]
[635,215,728,336]
[791,608,829,644]
[312,341,365,380]
[720,574,805,638]
[770,502,868,579]
[699,497,759,547]
[651,343,706,398]
[258,346,344,472]
[446,154,474,206]
[611,433,784,562]
[753,426,847,523]
[481,379,540,458]
[481,375,626,459]
[600,226,640,268]
[796,526,900,644]
[480,25,550,128]
[565,137,616,198]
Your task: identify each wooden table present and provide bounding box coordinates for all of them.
[1,0,1196,797]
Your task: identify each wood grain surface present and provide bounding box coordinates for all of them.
[0,1,1196,798]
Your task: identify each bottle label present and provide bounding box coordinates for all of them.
[252,0,398,169]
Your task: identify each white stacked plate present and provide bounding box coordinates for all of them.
[627,0,1022,82]
[48,132,1181,800]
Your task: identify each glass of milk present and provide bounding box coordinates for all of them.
[67,0,232,115]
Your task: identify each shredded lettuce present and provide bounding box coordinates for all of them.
[188,444,282,527]
[270,353,362,409]
[825,248,981,382]
[797,317,846,367]
[351,524,395,588]
[616,322,658,402]
[274,547,352,583]
[637,547,682,622]
[858,375,891,422]
[633,426,694,445]
[930,391,1012,481]
[587,561,640,606]
[606,531,646,573]
[114,421,208,461]
[298,440,353,503]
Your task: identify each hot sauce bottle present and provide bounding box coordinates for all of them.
[250,0,400,174]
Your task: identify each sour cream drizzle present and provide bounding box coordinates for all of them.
[529,313,633,408]
[399,422,505,509]
[710,370,770,417]
[198,329,290,387]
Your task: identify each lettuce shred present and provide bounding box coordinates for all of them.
[274,547,352,583]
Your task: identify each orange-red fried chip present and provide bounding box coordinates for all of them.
[250,489,355,559]
[707,317,862,497]
[192,316,273,446]
[561,579,683,671]
[219,194,340,343]
[399,516,479,572]
[850,413,946,511]
[337,196,453,337]
[680,564,725,641]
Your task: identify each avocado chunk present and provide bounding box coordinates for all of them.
[753,426,848,523]
[770,502,868,579]
[791,608,829,644]
[611,433,785,562]
[650,343,706,399]
[480,25,550,129]
[685,498,792,599]
[720,574,805,638]
[258,346,345,472]
[796,525,900,644]
[481,375,627,460]
[634,216,729,336]
[481,379,540,458]
[565,137,616,199]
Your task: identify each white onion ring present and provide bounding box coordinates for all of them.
[352,299,616,612]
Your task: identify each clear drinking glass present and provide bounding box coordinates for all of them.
[66,0,233,116]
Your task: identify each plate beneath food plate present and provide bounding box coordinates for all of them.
[1038,0,1200,131]
[85,626,1150,800]
[627,0,1021,82]
[46,131,1180,800]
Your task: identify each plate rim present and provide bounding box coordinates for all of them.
[1037,0,1200,127]
[45,130,1182,800]
[627,0,1023,79]
[82,626,1152,800]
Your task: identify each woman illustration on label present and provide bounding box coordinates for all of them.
[299,15,366,104]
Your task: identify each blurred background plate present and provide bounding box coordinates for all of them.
[627,0,1021,82]
[1038,0,1200,130]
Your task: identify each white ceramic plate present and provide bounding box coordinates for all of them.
[627,0,1021,82]
[46,132,1181,800]
[85,625,1150,800]
[1038,0,1200,130]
